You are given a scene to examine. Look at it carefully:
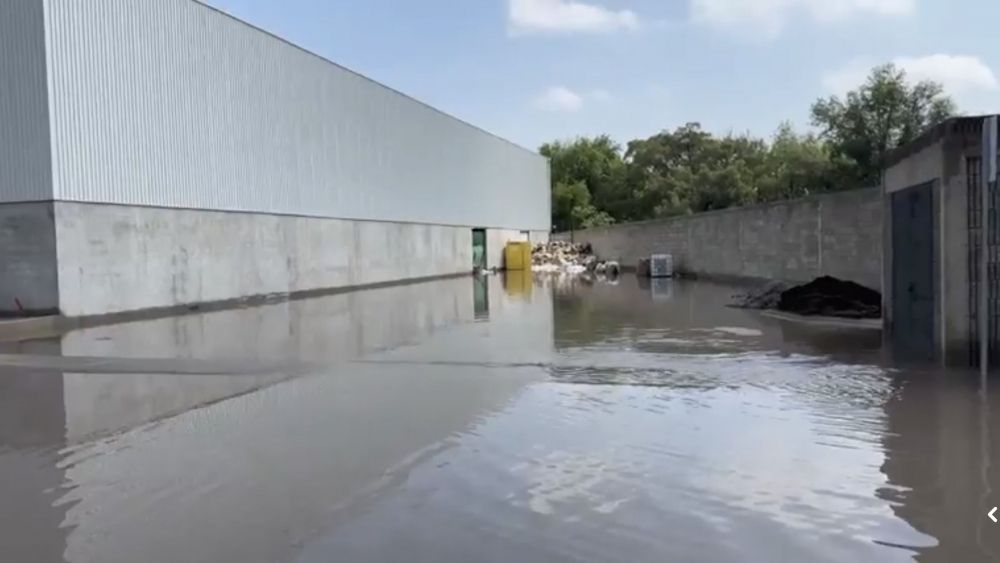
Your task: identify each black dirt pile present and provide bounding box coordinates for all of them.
[777,276,881,319]
[731,276,881,319]
[731,281,790,310]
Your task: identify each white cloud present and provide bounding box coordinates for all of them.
[823,54,999,96]
[895,54,999,93]
[535,86,586,112]
[509,0,639,35]
[692,0,914,37]
[533,87,619,112]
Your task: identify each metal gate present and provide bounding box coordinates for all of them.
[472,229,487,271]
[967,156,1000,367]
[891,182,936,359]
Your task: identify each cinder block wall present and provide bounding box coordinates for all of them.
[554,188,882,290]
[52,202,477,318]
[0,203,59,315]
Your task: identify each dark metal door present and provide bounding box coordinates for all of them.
[472,229,487,270]
[891,182,935,359]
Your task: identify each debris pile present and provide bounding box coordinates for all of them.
[531,241,591,273]
[731,281,790,310]
[732,276,881,319]
[530,241,618,277]
[778,276,881,319]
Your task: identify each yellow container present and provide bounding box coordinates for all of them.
[504,241,532,271]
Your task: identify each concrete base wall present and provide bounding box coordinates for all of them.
[0,202,548,318]
[0,202,58,314]
[554,188,883,290]
[52,202,475,318]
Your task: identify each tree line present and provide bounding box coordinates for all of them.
[542,64,956,232]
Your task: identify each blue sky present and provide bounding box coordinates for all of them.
[205,0,1000,151]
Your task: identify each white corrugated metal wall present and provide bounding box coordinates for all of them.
[0,0,53,202]
[38,0,550,231]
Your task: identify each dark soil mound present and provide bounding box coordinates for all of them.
[778,276,881,319]
[731,281,790,310]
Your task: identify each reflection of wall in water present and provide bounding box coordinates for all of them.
[57,278,475,442]
[61,277,474,362]
[759,318,884,364]
[880,376,1000,562]
[552,278,746,346]
[0,276,558,563]
[554,276,888,362]
[49,278,553,563]
[0,371,70,562]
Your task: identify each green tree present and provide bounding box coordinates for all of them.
[624,123,711,217]
[540,62,961,231]
[540,136,632,222]
[551,180,613,231]
[624,123,766,217]
[758,122,840,202]
[810,63,956,186]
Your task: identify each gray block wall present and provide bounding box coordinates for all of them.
[0,203,58,314]
[1,200,550,318]
[53,202,479,318]
[555,188,883,290]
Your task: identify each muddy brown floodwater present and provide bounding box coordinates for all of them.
[1,274,999,562]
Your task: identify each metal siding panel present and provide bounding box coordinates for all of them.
[0,0,53,203]
[44,0,550,231]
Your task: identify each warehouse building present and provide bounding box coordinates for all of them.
[0,0,551,319]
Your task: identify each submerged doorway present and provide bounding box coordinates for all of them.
[472,229,487,271]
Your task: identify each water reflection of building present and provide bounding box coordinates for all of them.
[0,370,70,563]
[880,373,1000,562]
[0,276,554,563]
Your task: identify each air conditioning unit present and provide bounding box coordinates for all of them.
[650,254,674,278]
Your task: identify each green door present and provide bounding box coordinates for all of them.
[472,229,487,270]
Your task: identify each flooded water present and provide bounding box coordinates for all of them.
[1,274,999,562]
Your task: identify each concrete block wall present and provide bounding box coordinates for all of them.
[52,202,475,318]
[555,188,883,290]
[0,203,59,314]
[0,201,551,318]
